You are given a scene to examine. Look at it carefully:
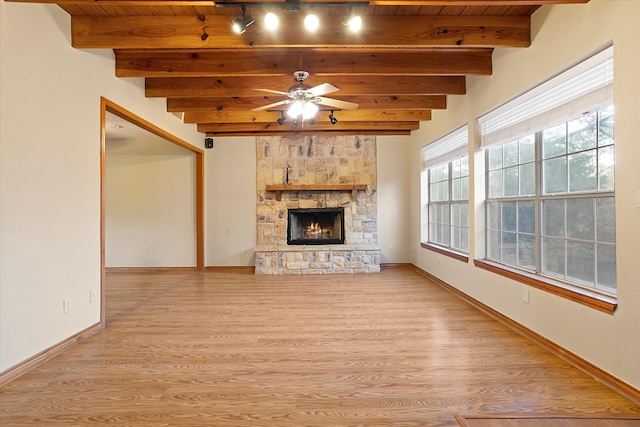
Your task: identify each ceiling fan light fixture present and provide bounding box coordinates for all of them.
[287,100,304,118]
[304,13,319,31]
[264,12,279,30]
[302,102,318,120]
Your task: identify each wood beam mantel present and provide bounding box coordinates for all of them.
[266,184,369,201]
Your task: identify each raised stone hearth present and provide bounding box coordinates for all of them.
[255,135,380,275]
[255,245,380,275]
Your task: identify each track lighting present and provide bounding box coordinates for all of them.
[329,111,338,124]
[232,6,254,34]
[222,2,367,35]
[277,111,286,125]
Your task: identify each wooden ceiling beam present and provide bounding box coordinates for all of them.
[167,95,446,111]
[146,75,466,98]
[205,129,412,137]
[72,15,529,49]
[197,121,420,133]
[6,0,589,5]
[183,109,432,123]
[115,48,492,77]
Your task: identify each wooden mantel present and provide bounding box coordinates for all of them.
[265,184,368,201]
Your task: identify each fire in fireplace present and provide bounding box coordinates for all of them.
[287,208,345,245]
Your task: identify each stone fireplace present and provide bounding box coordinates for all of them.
[254,135,380,274]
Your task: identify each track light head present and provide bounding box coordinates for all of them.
[264,12,279,30]
[232,15,254,34]
[232,6,254,34]
[304,13,319,31]
[329,111,338,124]
[342,15,362,32]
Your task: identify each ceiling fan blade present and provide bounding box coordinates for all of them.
[253,88,290,96]
[308,83,339,97]
[316,97,359,110]
[251,100,289,111]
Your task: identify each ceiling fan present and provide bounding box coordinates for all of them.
[252,71,359,121]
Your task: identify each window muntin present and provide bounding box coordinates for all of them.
[485,106,616,294]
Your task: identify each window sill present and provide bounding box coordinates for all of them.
[474,259,617,315]
[421,242,469,263]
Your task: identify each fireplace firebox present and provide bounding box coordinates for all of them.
[287,208,345,245]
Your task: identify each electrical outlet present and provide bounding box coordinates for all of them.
[522,289,530,304]
[226,228,232,236]
[63,299,72,313]
[388,246,393,253]
[90,290,97,303]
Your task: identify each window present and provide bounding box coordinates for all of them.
[422,125,469,255]
[480,45,616,295]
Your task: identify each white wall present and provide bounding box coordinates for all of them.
[410,0,640,389]
[205,137,257,266]
[378,135,411,263]
[105,138,196,267]
[0,2,203,371]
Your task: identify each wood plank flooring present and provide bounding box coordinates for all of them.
[1,267,639,426]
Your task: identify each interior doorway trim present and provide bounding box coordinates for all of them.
[100,97,205,325]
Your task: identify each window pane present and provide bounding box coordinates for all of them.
[458,227,469,252]
[488,170,503,198]
[567,241,594,285]
[569,151,597,192]
[487,201,501,230]
[520,162,535,196]
[597,243,617,292]
[488,146,503,170]
[542,237,565,278]
[502,202,517,232]
[502,232,517,265]
[459,203,469,227]
[543,157,567,194]
[504,166,519,196]
[460,156,469,178]
[488,231,501,260]
[568,112,597,153]
[518,234,535,270]
[503,140,519,167]
[519,135,535,163]
[543,124,566,159]
[596,197,615,243]
[598,146,615,191]
[452,158,461,178]
[451,203,460,227]
[598,105,614,147]
[452,177,461,200]
[460,176,469,200]
[542,200,565,237]
[518,201,535,234]
[566,198,594,241]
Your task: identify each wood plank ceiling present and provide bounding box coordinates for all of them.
[10,0,589,136]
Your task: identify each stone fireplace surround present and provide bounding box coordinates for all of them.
[255,135,380,274]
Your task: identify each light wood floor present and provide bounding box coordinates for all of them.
[1,267,638,426]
